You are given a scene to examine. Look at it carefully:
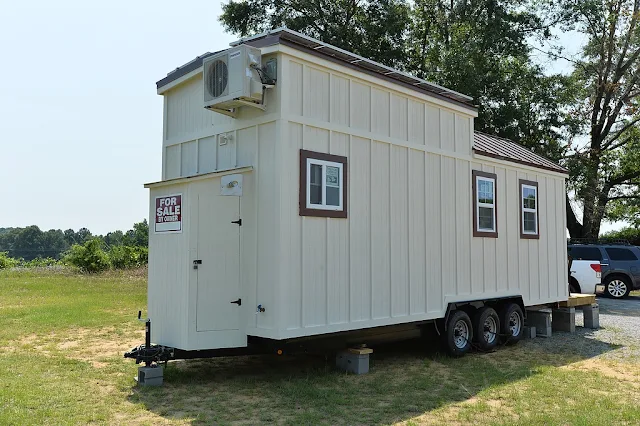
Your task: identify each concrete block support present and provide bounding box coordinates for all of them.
[552,307,576,333]
[526,308,552,338]
[582,304,600,329]
[136,366,164,386]
[523,326,536,339]
[336,348,373,374]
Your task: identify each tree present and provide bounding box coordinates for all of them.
[75,227,93,244]
[563,0,640,238]
[103,230,124,247]
[12,225,44,260]
[219,0,411,67]
[407,0,571,160]
[123,220,148,247]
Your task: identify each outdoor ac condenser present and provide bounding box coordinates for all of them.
[203,44,264,116]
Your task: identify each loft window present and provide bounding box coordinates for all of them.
[299,149,348,218]
[472,170,498,238]
[520,180,539,239]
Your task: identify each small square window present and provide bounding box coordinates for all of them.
[520,180,539,239]
[300,150,348,218]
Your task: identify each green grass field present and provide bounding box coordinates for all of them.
[2,269,640,425]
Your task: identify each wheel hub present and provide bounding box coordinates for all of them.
[453,320,469,349]
[483,316,498,344]
[509,312,522,337]
[608,280,627,298]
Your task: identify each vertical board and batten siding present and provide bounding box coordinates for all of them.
[271,52,567,340]
[161,54,281,180]
[148,183,190,349]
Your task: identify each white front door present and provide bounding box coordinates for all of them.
[195,182,242,333]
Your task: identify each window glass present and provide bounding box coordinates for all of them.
[478,207,494,230]
[478,180,494,204]
[523,187,536,209]
[310,164,322,205]
[568,247,602,261]
[606,248,638,261]
[523,211,536,233]
[325,166,340,206]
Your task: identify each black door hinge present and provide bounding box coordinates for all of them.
[231,219,242,226]
[230,298,242,306]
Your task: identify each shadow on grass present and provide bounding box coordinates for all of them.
[127,329,621,425]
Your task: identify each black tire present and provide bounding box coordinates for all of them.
[604,275,632,299]
[569,278,581,294]
[473,307,500,351]
[500,303,524,345]
[444,310,473,357]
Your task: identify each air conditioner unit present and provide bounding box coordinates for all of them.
[203,45,264,117]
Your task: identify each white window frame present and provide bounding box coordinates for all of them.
[476,176,496,233]
[306,158,344,211]
[521,184,538,235]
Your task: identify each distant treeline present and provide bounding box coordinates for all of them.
[0,220,148,261]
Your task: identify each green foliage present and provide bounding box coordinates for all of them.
[0,220,148,262]
[64,239,110,273]
[108,245,148,269]
[600,227,640,246]
[0,252,18,269]
[407,0,570,160]
[20,257,62,268]
[562,0,640,237]
[220,0,411,67]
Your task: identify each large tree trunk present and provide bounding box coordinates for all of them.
[566,193,584,238]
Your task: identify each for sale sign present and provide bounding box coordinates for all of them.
[155,194,182,233]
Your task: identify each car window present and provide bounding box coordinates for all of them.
[568,246,603,261]
[605,248,638,261]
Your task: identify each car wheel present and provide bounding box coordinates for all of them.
[444,310,473,357]
[473,307,500,351]
[499,303,524,345]
[569,278,580,294]
[605,276,631,299]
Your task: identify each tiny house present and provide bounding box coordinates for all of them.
[143,28,569,358]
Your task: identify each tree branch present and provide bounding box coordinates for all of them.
[608,195,640,200]
[602,116,640,149]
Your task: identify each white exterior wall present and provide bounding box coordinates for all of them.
[268,50,568,340]
[150,45,568,347]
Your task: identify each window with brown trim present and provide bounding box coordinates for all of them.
[299,149,348,218]
[472,170,498,238]
[519,179,539,239]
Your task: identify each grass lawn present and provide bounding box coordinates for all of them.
[1,269,640,425]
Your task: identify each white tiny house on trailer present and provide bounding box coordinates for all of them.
[143,28,569,357]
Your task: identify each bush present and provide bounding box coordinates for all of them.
[21,257,62,268]
[64,239,110,273]
[0,252,18,269]
[108,245,148,269]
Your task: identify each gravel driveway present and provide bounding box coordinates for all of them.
[525,294,640,361]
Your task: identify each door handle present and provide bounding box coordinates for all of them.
[231,219,242,226]
[230,298,242,306]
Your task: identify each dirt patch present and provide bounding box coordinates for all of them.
[8,326,144,368]
[561,358,640,388]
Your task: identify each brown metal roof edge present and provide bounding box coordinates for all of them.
[472,148,568,174]
[155,30,478,111]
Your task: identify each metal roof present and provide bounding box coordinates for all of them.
[473,131,568,174]
[156,28,476,109]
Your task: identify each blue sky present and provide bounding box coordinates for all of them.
[0,2,620,234]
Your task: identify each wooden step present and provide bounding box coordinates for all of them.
[558,293,596,307]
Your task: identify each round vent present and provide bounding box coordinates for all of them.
[206,60,228,98]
